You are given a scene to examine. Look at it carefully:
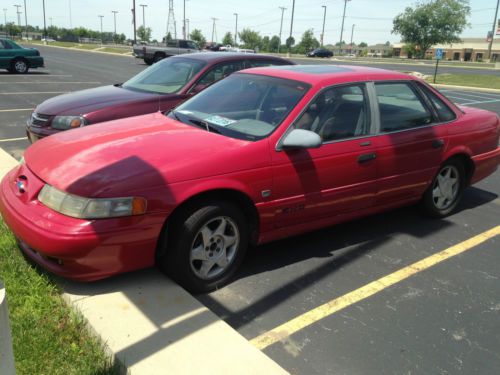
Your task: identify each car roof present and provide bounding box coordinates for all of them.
[238,64,415,86]
[172,52,292,64]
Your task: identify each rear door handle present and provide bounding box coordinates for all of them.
[358,153,377,163]
[432,139,445,149]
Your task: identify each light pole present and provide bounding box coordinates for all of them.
[186,19,189,38]
[339,0,351,56]
[98,15,104,44]
[233,13,238,46]
[132,0,136,45]
[278,6,286,53]
[183,0,186,39]
[288,0,295,54]
[14,5,21,27]
[23,0,28,39]
[3,9,7,26]
[112,10,118,42]
[42,0,46,43]
[320,5,326,47]
[140,4,147,29]
[487,0,500,60]
[211,17,218,43]
[349,24,355,54]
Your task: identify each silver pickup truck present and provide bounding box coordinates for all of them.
[133,39,200,65]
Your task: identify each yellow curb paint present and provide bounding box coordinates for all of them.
[251,225,500,350]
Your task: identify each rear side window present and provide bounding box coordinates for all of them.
[417,83,456,122]
[375,82,433,132]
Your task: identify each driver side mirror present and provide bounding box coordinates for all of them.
[279,129,322,151]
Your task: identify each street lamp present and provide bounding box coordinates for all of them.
[98,15,104,44]
[278,6,286,53]
[321,5,326,47]
[111,10,118,42]
[186,19,189,38]
[3,9,7,27]
[350,24,355,54]
[140,4,147,29]
[14,5,21,27]
[288,0,295,54]
[23,0,28,39]
[233,13,238,46]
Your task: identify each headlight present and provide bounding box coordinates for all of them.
[38,184,147,219]
[51,115,87,130]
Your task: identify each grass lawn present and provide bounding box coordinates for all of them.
[0,221,116,375]
[426,73,500,89]
[98,47,131,54]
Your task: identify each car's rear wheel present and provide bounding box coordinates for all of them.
[11,58,29,74]
[158,201,249,293]
[422,159,465,218]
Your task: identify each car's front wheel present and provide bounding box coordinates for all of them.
[158,201,249,293]
[422,159,465,218]
[11,58,29,74]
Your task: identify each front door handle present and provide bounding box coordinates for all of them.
[432,139,445,149]
[358,153,377,163]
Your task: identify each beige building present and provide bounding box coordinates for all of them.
[393,38,500,62]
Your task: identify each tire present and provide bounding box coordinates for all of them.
[144,58,153,65]
[158,201,249,293]
[153,53,165,63]
[11,58,29,74]
[422,159,465,218]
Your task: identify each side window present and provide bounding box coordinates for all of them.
[375,82,433,132]
[178,40,188,48]
[294,84,370,142]
[167,40,177,47]
[0,41,5,49]
[417,83,456,122]
[197,61,244,86]
[187,41,198,49]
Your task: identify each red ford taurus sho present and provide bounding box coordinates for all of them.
[1,65,499,293]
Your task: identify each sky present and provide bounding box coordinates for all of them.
[1,0,497,45]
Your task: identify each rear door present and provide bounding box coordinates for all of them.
[371,81,449,206]
[271,83,378,228]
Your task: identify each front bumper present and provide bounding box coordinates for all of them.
[0,165,163,281]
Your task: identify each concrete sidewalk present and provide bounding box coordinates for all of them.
[0,147,287,375]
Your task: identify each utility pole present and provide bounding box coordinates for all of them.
[112,10,118,42]
[98,15,104,36]
[278,6,286,53]
[339,0,351,56]
[350,24,355,54]
[211,17,218,43]
[289,0,295,54]
[23,0,27,39]
[3,9,7,27]
[233,13,238,46]
[14,5,21,27]
[42,0,46,43]
[69,0,72,28]
[186,19,189,37]
[140,4,147,29]
[320,5,326,47]
[183,0,186,39]
[132,0,137,45]
[487,0,500,60]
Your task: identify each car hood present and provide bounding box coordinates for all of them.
[35,85,160,115]
[24,112,269,198]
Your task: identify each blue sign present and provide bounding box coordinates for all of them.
[435,48,443,60]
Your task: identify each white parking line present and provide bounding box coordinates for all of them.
[0,74,72,77]
[0,108,32,112]
[441,91,500,100]
[0,82,100,84]
[0,137,27,143]
[0,92,67,95]
[460,99,500,106]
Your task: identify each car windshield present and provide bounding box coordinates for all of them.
[122,57,206,94]
[169,73,310,141]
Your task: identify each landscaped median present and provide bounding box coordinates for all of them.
[25,40,132,56]
[426,73,500,90]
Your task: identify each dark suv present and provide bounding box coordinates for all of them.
[26,53,293,142]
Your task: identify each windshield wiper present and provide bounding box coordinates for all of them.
[169,110,220,133]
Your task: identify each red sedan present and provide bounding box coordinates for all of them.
[1,65,499,293]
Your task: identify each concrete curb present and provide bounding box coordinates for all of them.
[0,281,16,375]
[429,84,500,94]
[0,148,288,375]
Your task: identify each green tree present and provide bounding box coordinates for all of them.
[297,29,319,53]
[238,28,262,50]
[268,35,280,52]
[358,42,368,48]
[189,29,206,47]
[261,36,270,52]
[392,0,470,58]
[222,32,234,46]
[137,26,152,42]
[285,36,295,49]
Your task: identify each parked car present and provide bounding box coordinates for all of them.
[0,38,44,73]
[2,65,499,293]
[133,39,200,65]
[306,48,333,58]
[26,52,294,142]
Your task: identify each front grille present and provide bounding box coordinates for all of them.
[30,112,51,127]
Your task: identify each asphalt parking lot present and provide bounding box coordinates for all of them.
[1,46,499,374]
